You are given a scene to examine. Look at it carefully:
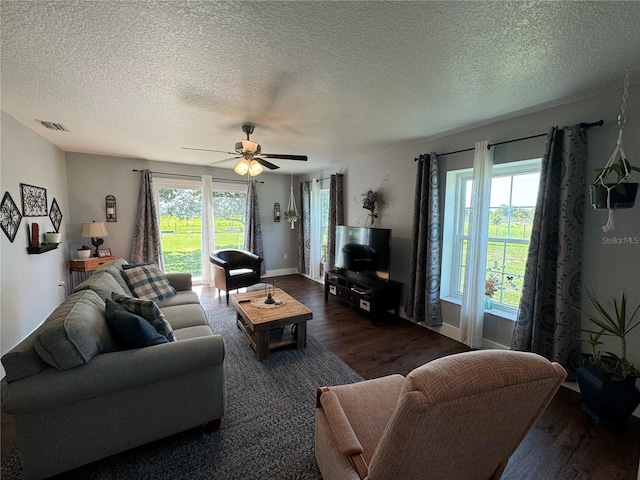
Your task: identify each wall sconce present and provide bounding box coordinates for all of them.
[106,195,117,222]
[274,202,281,222]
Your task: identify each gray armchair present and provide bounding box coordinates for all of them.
[209,249,263,304]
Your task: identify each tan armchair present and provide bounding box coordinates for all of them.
[209,249,263,304]
[315,350,566,480]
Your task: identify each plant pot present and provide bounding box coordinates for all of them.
[576,355,640,426]
[77,249,91,259]
[44,232,61,244]
[590,183,638,209]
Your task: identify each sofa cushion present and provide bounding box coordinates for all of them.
[1,332,50,383]
[111,292,176,342]
[173,325,214,341]
[94,258,132,296]
[156,290,200,308]
[161,304,209,330]
[73,271,127,301]
[34,290,115,371]
[122,264,177,302]
[105,299,170,349]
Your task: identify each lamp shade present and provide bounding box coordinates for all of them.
[248,160,263,176]
[234,158,250,175]
[81,221,109,238]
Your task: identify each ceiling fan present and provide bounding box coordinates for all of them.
[183,124,308,176]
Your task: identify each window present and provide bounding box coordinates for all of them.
[442,159,541,317]
[154,179,246,279]
[320,188,330,246]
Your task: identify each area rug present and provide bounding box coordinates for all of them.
[1,304,363,479]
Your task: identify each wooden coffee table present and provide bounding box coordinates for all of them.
[231,288,313,360]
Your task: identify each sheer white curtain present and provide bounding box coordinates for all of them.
[459,140,493,348]
[309,178,323,280]
[201,175,216,284]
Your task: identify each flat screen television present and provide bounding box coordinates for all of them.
[334,226,392,281]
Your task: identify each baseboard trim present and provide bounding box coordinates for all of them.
[264,268,299,278]
[426,323,510,351]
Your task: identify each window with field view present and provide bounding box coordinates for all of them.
[156,181,246,278]
[445,159,541,316]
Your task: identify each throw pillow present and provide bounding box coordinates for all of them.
[104,299,169,349]
[121,264,177,303]
[122,261,157,270]
[111,292,176,342]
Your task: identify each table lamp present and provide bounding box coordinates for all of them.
[81,221,109,257]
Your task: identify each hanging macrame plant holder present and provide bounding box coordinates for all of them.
[284,176,299,229]
[590,69,638,232]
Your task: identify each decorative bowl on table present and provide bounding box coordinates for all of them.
[76,249,91,259]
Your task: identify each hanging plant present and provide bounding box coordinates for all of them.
[591,68,638,232]
[284,209,300,223]
[590,157,639,209]
[285,174,299,229]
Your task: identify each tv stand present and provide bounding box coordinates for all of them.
[324,270,402,325]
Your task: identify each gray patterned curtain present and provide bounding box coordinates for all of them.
[327,174,344,271]
[405,153,442,326]
[298,180,311,275]
[244,180,266,275]
[131,169,164,269]
[511,125,587,379]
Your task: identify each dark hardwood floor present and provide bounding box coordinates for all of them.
[3,274,639,479]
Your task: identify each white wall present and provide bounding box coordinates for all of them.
[64,153,298,274]
[1,112,70,377]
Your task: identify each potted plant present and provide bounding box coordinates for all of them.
[284,209,300,229]
[575,290,640,425]
[590,157,639,209]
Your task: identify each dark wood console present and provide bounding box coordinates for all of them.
[324,269,402,325]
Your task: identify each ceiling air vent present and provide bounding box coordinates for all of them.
[36,120,69,132]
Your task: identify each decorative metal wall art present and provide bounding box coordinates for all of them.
[1,191,23,242]
[20,183,47,216]
[49,198,62,232]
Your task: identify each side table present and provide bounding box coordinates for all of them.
[68,256,116,291]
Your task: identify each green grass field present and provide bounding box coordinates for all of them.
[159,216,244,275]
[459,218,534,308]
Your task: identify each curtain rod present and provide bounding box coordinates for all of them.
[414,119,604,160]
[314,173,344,182]
[131,169,263,184]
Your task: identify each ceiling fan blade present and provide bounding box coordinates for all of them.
[261,153,308,161]
[182,147,237,155]
[254,158,280,170]
[211,156,240,165]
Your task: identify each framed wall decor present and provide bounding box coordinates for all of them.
[98,248,112,258]
[49,198,62,233]
[1,191,23,243]
[20,183,48,216]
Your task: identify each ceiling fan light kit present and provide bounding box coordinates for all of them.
[234,158,250,175]
[248,160,264,176]
[184,124,308,176]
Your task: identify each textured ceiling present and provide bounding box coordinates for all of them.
[2,1,640,174]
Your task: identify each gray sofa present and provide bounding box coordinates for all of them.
[1,258,226,480]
